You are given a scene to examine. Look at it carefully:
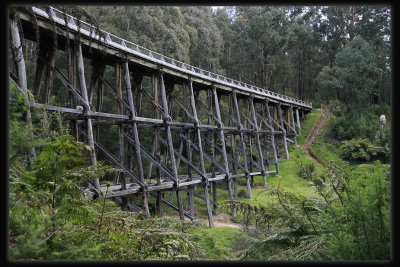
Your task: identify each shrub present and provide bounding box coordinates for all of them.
[329,116,358,140]
[339,138,387,162]
[326,161,390,260]
[327,99,347,117]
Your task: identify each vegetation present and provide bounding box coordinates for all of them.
[219,111,390,261]
[8,4,390,262]
[9,83,206,260]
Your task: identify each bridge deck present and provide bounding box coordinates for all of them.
[22,6,311,109]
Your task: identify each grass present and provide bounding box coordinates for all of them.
[131,108,332,259]
[309,115,342,161]
[150,107,390,261]
[187,225,243,260]
[161,109,326,213]
[297,109,322,146]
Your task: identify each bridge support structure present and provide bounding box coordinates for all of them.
[9,6,311,228]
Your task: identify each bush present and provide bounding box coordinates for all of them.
[339,138,387,162]
[326,161,390,260]
[327,99,347,117]
[329,116,358,140]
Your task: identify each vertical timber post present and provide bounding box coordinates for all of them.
[249,96,267,186]
[152,74,163,217]
[9,15,36,160]
[159,70,184,221]
[115,62,128,210]
[183,82,195,217]
[75,40,100,192]
[212,86,234,216]
[278,103,289,160]
[232,91,252,199]
[265,99,280,175]
[228,94,238,198]
[290,105,297,146]
[123,60,150,218]
[189,79,214,228]
[295,108,301,135]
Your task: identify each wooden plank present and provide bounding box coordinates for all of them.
[30,102,83,114]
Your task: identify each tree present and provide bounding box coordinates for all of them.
[317,36,378,118]
[180,6,224,72]
[232,7,292,91]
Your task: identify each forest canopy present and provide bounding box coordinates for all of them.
[82,5,391,113]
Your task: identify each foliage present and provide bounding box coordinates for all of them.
[97,213,203,260]
[294,155,316,179]
[223,153,390,261]
[9,81,34,164]
[325,161,390,260]
[317,36,380,117]
[339,138,388,162]
[188,226,241,260]
[329,116,358,140]
[9,132,202,260]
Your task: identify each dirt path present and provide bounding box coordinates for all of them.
[303,107,329,162]
[198,213,242,229]
[301,107,339,185]
[165,213,243,229]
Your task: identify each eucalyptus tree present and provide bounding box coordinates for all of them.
[232,6,293,91]
[85,6,192,63]
[316,36,379,118]
[180,6,224,73]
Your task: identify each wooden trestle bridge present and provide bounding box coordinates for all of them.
[9,6,312,228]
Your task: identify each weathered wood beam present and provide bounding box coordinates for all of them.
[188,79,214,228]
[159,70,184,220]
[232,90,252,199]
[290,105,298,146]
[9,16,36,159]
[265,99,280,175]
[152,74,163,217]
[278,103,289,160]
[295,108,301,135]
[182,83,195,217]
[212,86,234,216]
[249,96,267,186]
[75,40,100,191]
[123,60,150,218]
